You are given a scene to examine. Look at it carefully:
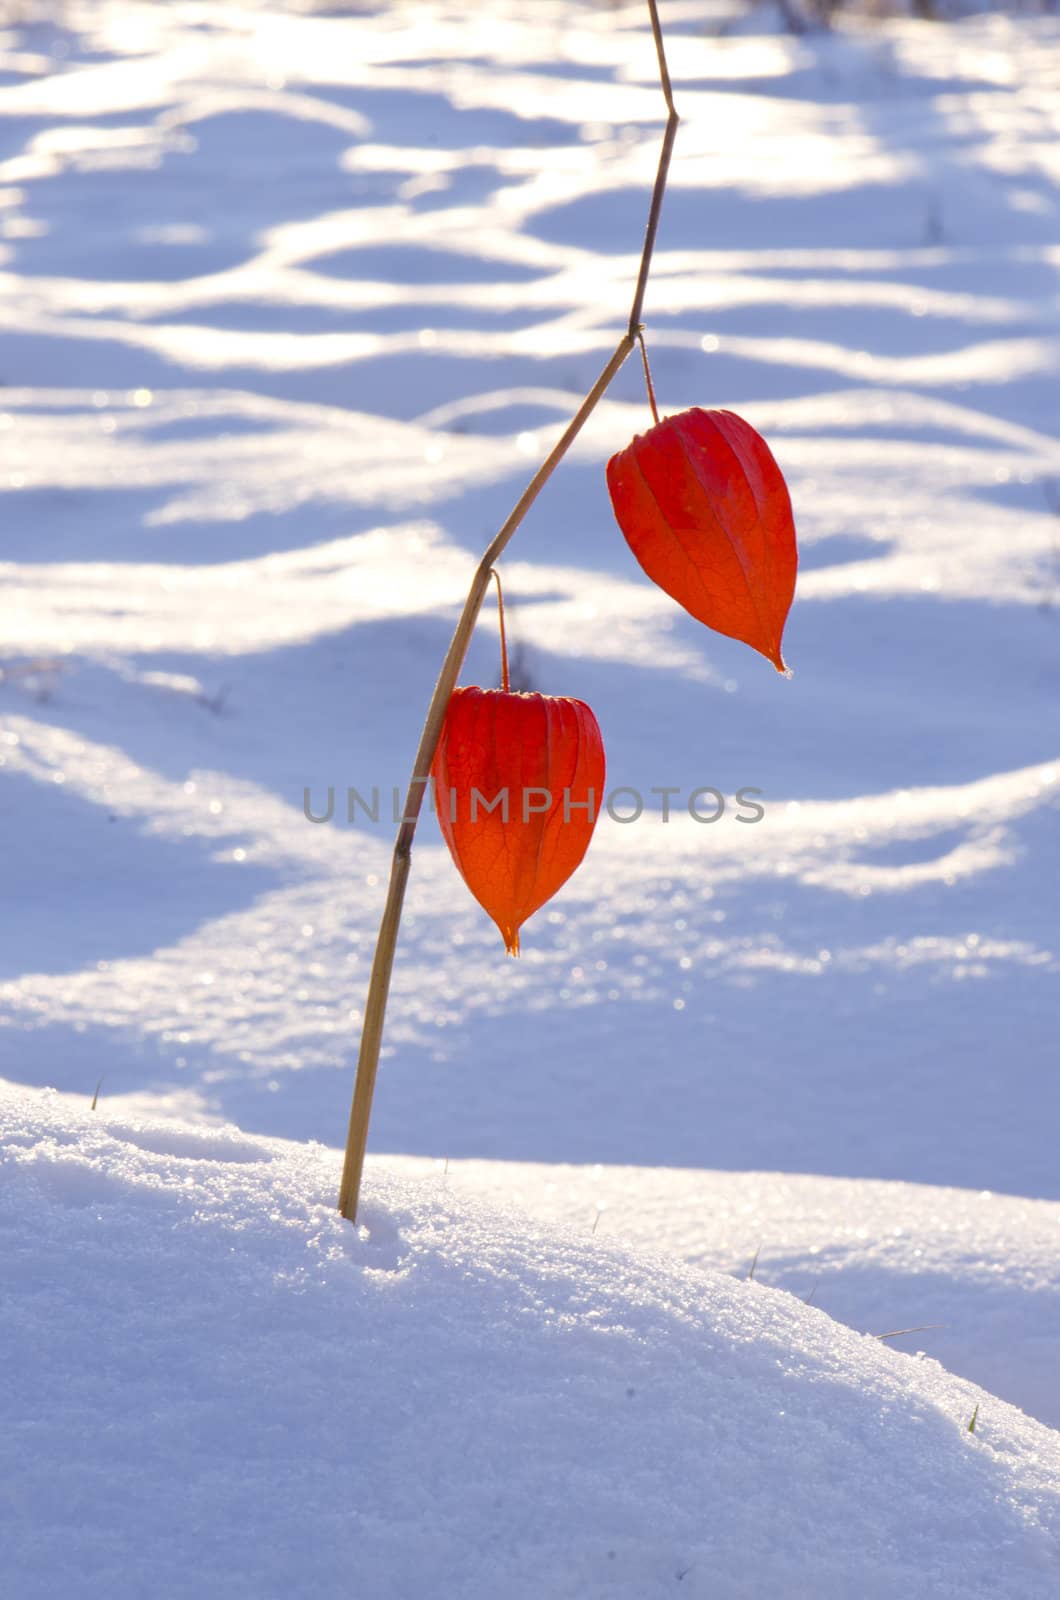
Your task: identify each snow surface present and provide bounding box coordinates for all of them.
[1,0,1058,1193]
[7,1081,1060,1600]
[2,0,1060,1591]
[393,1151,1060,1431]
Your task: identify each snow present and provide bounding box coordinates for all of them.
[2,0,1060,1589]
[7,1081,1060,1600]
[393,1152,1060,1432]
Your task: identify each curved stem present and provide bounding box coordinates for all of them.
[337,336,632,1221]
[491,568,510,693]
[628,0,679,339]
[637,330,661,427]
[338,0,680,1222]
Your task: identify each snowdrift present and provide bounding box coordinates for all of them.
[4,1081,1060,1600]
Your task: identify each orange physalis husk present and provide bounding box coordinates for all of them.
[606,406,797,671]
[431,685,606,956]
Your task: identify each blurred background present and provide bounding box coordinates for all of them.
[0,0,1057,1194]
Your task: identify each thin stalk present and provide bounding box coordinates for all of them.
[628,0,679,339]
[491,568,511,692]
[338,0,679,1222]
[337,337,630,1222]
[637,330,661,427]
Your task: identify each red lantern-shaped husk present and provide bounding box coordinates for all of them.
[431,686,605,955]
[607,407,797,671]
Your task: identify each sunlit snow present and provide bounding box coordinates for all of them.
[2,0,1060,1590]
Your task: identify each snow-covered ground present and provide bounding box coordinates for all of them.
[9,1081,1060,1600]
[2,0,1059,1591]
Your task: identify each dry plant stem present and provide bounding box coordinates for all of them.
[491,568,511,693]
[338,0,679,1222]
[337,338,632,1221]
[628,0,679,340]
[637,331,661,427]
